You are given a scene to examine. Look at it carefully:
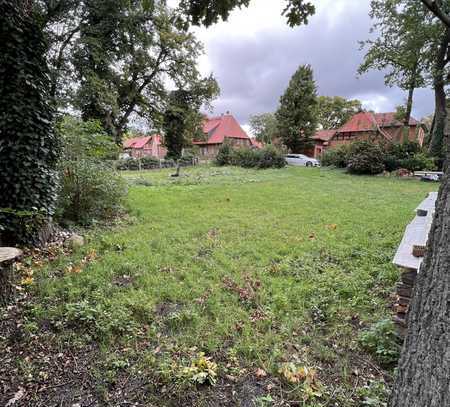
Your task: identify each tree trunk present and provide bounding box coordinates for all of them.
[0,248,22,305]
[402,83,415,143]
[389,65,450,405]
[428,28,450,159]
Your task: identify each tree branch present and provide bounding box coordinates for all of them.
[421,0,450,27]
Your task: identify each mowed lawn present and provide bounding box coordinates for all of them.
[10,166,437,406]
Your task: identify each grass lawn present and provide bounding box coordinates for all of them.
[1,166,436,406]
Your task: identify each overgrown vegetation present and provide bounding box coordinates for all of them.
[321,141,436,174]
[56,116,127,225]
[215,145,286,169]
[1,166,436,406]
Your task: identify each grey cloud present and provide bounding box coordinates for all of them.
[202,2,434,125]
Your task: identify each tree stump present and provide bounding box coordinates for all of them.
[0,247,22,305]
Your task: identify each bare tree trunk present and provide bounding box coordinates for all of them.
[389,61,450,404]
[388,169,450,406]
[402,83,415,143]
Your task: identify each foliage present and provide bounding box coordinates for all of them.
[180,0,316,27]
[357,380,389,407]
[163,80,219,160]
[359,0,433,91]
[346,142,386,175]
[215,143,234,166]
[359,319,402,366]
[0,0,61,245]
[316,96,362,129]
[322,141,435,174]
[57,160,127,225]
[58,116,119,160]
[278,363,323,402]
[180,353,218,385]
[276,65,318,153]
[249,113,279,144]
[43,0,213,143]
[223,146,287,169]
[320,145,351,168]
[56,117,127,225]
[383,141,435,172]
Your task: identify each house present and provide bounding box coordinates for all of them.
[312,111,425,158]
[122,134,167,159]
[193,113,252,158]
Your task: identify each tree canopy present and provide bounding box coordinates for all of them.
[249,113,279,144]
[316,96,362,130]
[276,65,318,153]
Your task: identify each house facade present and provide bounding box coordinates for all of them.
[312,112,425,158]
[122,135,167,159]
[193,114,252,158]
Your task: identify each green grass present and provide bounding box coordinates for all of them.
[25,166,436,405]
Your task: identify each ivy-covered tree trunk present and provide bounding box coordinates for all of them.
[0,0,60,245]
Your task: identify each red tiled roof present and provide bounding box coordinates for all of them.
[123,135,162,149]
[337,112,418,133]
[313,129,336,141]
[194,114,250,145]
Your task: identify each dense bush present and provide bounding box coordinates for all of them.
[57,161,127,225]
[216,145,286,169]
[399,153,436,172]
[321,140,434,175]
[347,141,385,175]
[215,143,234,166]
[320,144,350,168]
[384,142,435,172]
[56,117,127,225]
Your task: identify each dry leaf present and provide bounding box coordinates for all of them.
[255,368,267,378]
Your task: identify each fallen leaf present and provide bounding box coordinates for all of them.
[255,368,267,378]
[6,388,25,406]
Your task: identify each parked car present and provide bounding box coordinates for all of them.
[285,154,320,167]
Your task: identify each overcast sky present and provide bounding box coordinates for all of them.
[185,0,434,131]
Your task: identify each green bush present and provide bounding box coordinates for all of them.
[216,145,286,169]
[57,160,127,225]
[399,153,436,172]
[359,319,402,366]
[215,143,234,166]
[254,145,287,169]
[57,116,127,225]
[346,141,385,175]
[320,145,350,168]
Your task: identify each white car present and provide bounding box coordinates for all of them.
[285,154,320,167]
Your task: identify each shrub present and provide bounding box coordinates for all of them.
[320,145,350,168]
[346,141,385,175]
[399,153,436,172]
[57,160,127,225]
[232,148,259,168]
[57,116,127,225]
[359,319,402,366]
[216,145,286,169]
[215,143,234,166]
[255,146,287,169]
